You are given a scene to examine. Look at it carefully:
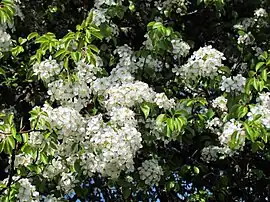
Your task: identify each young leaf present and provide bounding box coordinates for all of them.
[140,103,151,119]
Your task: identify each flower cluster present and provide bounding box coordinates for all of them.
[220,74,246,94]
[28,131,44,147]
[41,104,86,139]
[173,45,226,81]
[219,119,245,149]
[248,92,270,128]
[42,195,60,202]
[32,58,63,83]
[201,145,234,163]
[14,154,33,168]
[206,117,223,133]
[92,8,108,26]
[56,172,79,194]
[237,32,254,45]
[138,158,164,185]
[154,0,188,15]
[47,79,91,111]
[154,92,175,110]
[76,60,102,84]
[43,160,66,180]
[212,96,228,112]
[171,39,190,59]
[144,118,166,140]
[16,179,39,202]
[254,8,268,19]
[104,81,156,109]
[86,124,142,178]
[0,28,12,52]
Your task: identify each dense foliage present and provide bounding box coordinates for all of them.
[0,0,270,201]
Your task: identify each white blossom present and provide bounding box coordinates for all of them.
[56,172,78,194]
[171,39,190,59]
[32,59,63,83]
[254,8,268,18]
[173,45,226,81]
[206,117,223,133]
[201,145,234,162]
[212,96,227,112]
[16,179,39,202]
[138,158,163,185]
[220,74,246,94]
[248,92,270,128]
[219,119,245,149]
[0,28,12,52]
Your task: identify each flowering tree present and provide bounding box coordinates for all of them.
[0,0,270,201]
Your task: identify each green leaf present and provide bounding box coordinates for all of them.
[152,22,163,30]
[0,67,6,75]
[64,57,69,69]
[88,44,99,53]
[123,188,131,199]
[0,142,4,153]
[174,118,182,131]
[206,109,215,119]
[193,166,200,174]
[255,62,265,72]
[71,51,82,62]
[11,46,24,57]
[244,122,255,142]
[245,79,252,94]
[86,10,93,25]
[253,78,258,91]
[166,124,172,137]
[89,27,103,40]
[261,69,267,81]
[14,133,22,143]
[4,136,15,155]
[21,144,33,154]
[7,136,15,149]
[156,114,166,124]
[22,133,29,143]
[18,37,27,45]
[140,103,151,119]
[54,48,67,58]
[167,118,174,131]
[40,153,49,164]
[7,114,14,125]
[219,66,231,75]
[237,106,248,118]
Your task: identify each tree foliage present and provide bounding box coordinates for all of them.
[0,0,270,201]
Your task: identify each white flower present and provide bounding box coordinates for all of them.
[56,173,78,194]
[212,96,227,112]
[138,159,163,185]
[92,8,107,26]
[47,79,91,111]
[237,32,254,45]
[206,117,223,133]
[0,28,12,52]
[201,145,234,162]
[219,119,245,149]
[154,93,175,110]
[171,39,190,58]
[247,92,270,128]
[33,59,63,83]
[16,179,39,202]
[173,45,226,81]
[76,60,102,84]
[28,131,44,146]
[220,74,246,94]
[254,8,268,18]
[14,154,33,168]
